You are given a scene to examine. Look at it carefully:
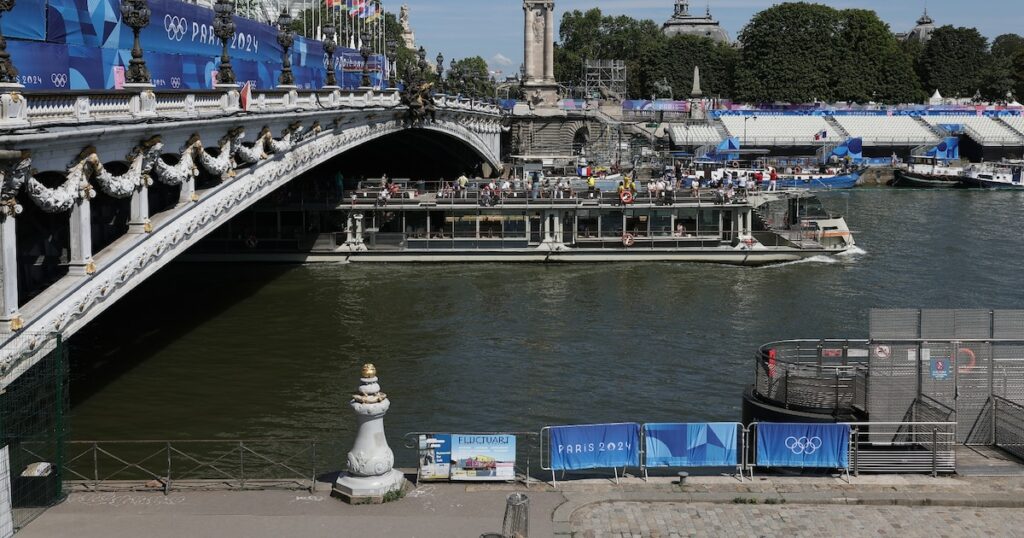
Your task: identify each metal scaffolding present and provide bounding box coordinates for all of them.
[583,60,627,101]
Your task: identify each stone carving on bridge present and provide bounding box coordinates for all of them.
[91,145,157,199]
[401,82,436,124]
[0,156,28,217]
[24,163,94,214]
[150,136,201,188]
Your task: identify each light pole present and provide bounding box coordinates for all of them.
[276,8,295,88]
[416,46,428,84]
[0,0,18,85]
[743,115,757,146]
[120,0,152,86]
[323,24,338,88]
[435,52,444,92]
[386,39,397,89]
[213,0,237,87]
[359,31,372,88]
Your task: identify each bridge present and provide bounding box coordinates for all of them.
[0,86,504,387]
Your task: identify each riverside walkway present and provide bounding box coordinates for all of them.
[17,473,1024,537]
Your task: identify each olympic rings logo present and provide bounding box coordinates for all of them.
[170,77,181,89]
[785,436,822,455]
[164,15,188,41]
[50,73,68,87]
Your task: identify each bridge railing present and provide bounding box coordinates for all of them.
[5,88,502,129]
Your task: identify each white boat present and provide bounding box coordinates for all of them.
[960,160,1024,189]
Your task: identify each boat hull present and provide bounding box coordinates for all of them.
[776,171,861,190]
[892,169,962,188]
[959,176,1024,190]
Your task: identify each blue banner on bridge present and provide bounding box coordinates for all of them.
[549,423,640,471]
[643,423,739,468]
[756,423,849,469]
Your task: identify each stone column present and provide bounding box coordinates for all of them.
[0,215,22,330]
[178,177,196,205]
[128,183,151,234]
[523,3,535,83]
[333,363,407,504]
[69,197,95,275]
[544,3,555,82]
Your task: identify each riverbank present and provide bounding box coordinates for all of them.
[18,474,1024,537]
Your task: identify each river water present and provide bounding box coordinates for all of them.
[68,190,1024,464]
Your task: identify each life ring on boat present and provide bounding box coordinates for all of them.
[742,237,756,247]
[731,161,740,169]
[619,191,635,205]
[622,233,636,247]
[245,235,258,249]
[955,347,976,374]
[388,183,400,195]
[795,166,802,174]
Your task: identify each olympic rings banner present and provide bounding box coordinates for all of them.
[756,423,849,469]
[643,423,739,468]
[548,423,640,471]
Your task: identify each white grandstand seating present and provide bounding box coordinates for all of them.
[830,116,939,146]
[668,124,722,145]
[719,116,839,146]
[1000,117,1024,138]
[922,115,1024,145]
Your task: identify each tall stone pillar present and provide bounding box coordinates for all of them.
[333,363,407,504]
[0,215,22,330]
[68,196,95,275]
[544,4,555,82]
[523,3,535,83]
[128,184,151,234]
[178,177,196,205]
[522,0,559,107]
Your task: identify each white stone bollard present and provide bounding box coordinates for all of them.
[333,363,406,503]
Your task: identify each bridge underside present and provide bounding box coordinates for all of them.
[322,130,492,180]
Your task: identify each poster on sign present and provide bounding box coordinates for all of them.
[417,434,452,481]
[449,434,516,481]
[756,423,849,469]
[643,423,739,468]
[549,423,640,471]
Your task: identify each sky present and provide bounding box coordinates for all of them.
[393,0,1019,76]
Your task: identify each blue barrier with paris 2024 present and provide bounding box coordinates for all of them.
[549,423,640,471]
[756,423,850,469]
[643,423,739,468]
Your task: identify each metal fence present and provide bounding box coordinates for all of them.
[753,340,870,415]
[849,422,957,476]
[36,439,346,494]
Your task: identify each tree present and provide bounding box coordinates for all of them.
[918,26,990,99]
[990,34,1024,101]
[641,35,737,98]
[832,9,921,103]
[445,57,496,98]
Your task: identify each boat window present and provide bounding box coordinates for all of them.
[479,211,503,239]
[651,210,673,237]
[504,214,526,238]
[577,210,598,238]
[405,212,427,238]
[447,213,477,238]
[600,211,623,237]
[625,214,648,236]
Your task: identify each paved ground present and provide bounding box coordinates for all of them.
[17,474,1024,537]
[571,502,1022,538]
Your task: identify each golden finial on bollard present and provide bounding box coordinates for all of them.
[361,363,377,379]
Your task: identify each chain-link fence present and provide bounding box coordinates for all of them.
[0,332,67,534]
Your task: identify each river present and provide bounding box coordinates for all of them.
[67,189,1024,465]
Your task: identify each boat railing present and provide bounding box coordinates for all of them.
[752,339,871,414]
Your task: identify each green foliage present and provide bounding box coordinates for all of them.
[445,57,496,97]
[918,26,990,99]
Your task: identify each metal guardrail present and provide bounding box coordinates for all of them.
[848,422,957,477]
[27,440,345,494]
[753,340,871,414]
[994,396,1024,462]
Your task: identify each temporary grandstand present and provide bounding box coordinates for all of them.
[922,116,1024,147]
[718,116,840,146]
[830,116,939,146]
[667,123,723,146]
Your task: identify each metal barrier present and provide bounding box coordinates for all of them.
[36,439,342,494]
[993,396,1024,462]
[753,340,870,414]
[847,422,956,476]
[746,422,851,481]
[539,424,643,486]
[402,432,538,488]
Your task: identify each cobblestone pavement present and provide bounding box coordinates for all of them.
[571,501,1022,538]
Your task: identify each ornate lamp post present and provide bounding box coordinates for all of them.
[359,31,372,88]
[120,0,152,86]
[416,46,427,84]
[0,0,20,85]
[385,39,397,89]
[323,24,338,89]
[435,52,444,92]
[213,0,237,87]
[276,8,295,88]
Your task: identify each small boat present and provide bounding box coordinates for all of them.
[774,169,862,190]
[892,156,964,188]
[960,160,1024,189]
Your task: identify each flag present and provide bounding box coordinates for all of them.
[815,129,827,141]
[350,0,366,16]
[240,81,252,111]
[366,5,381,21]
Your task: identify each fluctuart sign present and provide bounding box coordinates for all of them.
[643,423,739,468]
[756,423,849,469]
[417,434,517,482]
[548,423,640,471]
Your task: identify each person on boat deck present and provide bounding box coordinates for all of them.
[675,222,687,236]
[664,176,675,204]
[587,175,596,198]
[458,173,469,197]
[768,168,778,192]
[617,181,626,204]
[737,175,748,197]
[726,183,736,202]
[690,177,700,198]
[500,179,511,197]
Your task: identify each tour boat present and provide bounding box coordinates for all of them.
[695,161,862,191]
[959,161,1024,189]
[308,179,857,265]
[892,156,964,188]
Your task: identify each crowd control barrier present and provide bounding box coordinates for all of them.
[641,423,744,479]
[750,422,851,480]
[540,423,641,486]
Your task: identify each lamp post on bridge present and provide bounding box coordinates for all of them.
[435,52,444,92]
[323,24,339,89]
[120,0,152,87]
[416,46,427,84]
[213,0,237,87]
[385,39,397,89]
[276,8,296,88]
[359,31,372,88]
